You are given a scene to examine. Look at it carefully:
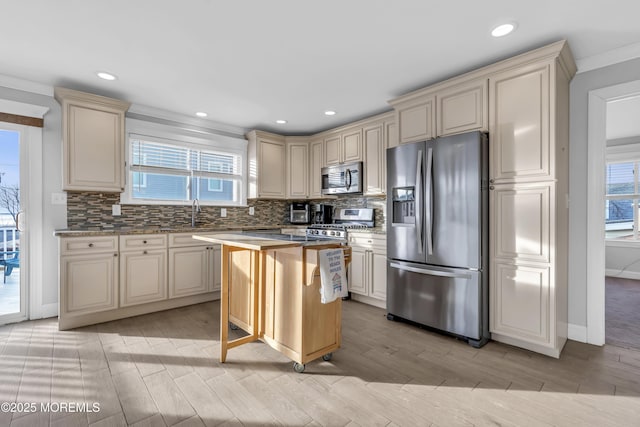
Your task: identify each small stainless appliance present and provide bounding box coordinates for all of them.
[290,202,310,224]
[321,161,363,195]
[313,204,333,224]
[386,131,489,348]
[306,208,374,240]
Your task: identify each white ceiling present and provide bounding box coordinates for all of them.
[2,1,640,135]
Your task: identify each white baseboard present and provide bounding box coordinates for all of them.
[605,269,640,280]
[30,303,58,320]
[568,323,588,343]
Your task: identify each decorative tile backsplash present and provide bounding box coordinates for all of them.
[66,192,387,229]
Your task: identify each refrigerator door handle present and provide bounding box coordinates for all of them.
[389,262,471,279]
[415,150,423,254]
[426,147,434,255]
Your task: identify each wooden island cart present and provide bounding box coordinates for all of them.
[193,233,350,372]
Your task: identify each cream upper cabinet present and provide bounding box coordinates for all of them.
[364,122,385,196]
[286,138,309,199]
[386,120,398,150]
[324,134,341,166]
[247,130,286,199]
[437,79,488,137]
[489,63,551,183]
[309,138,324,198]
[324,129,363,166]
[394,96,436,144]
[342,128,363,163]
[54,87,130,192]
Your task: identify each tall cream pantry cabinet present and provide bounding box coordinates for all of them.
[488,42,575,358]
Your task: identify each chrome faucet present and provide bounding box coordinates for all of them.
[191,198,201,227]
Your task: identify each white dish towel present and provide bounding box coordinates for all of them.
[318,248,348,304]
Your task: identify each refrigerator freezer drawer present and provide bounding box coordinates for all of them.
[387,260,482,340]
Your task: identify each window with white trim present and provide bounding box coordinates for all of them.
[606,161,639,240]
[122,123,247,206]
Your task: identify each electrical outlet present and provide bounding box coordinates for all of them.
[112,204,121,216]
[51,192,67,205]
[221,208,227,218]
[249,206,255,216]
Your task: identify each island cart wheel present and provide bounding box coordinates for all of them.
[322,353,333,361]
[293,362,305,373]
[229,323,239,330]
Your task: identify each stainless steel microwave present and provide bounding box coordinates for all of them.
[321,161,363,195]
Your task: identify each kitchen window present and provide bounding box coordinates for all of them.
[121,119,247,206]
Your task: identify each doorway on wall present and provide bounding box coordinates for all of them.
[603,96,640,350]
[587,81,640,348]
[0,126,26,323]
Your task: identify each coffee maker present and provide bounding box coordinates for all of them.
[313,204,333,224]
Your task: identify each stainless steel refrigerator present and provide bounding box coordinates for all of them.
[386,131,489,347]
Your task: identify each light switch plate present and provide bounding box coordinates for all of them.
[221,208,227,218]
[249,207,255,216]
[112,204,122,216]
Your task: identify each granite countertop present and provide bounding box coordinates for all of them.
[55,224,386,237]
[54,224,289,237]
[193,232,344,250]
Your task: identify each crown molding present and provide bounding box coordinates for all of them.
[0,74,53,97]
[128,103,247,139]
[576,41,640,74]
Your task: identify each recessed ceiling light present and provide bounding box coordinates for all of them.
[275,119,287,124]
[324,110,337,116]
[195,112,208,118]
[97,72,117,81]
[491,23,516,37]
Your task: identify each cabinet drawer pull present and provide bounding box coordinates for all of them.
[367,240,372,243]
[88,243,94,248]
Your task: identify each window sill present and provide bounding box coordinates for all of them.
[605,239,640,248]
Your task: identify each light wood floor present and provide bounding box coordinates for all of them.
[1,301,640,427]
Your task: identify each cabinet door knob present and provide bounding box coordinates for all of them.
[489,178,495,184]
[490,186,495,190]
[114,253,118,257]
[143,250,148,255]
[88,243,94,248]
[143,240,147,244]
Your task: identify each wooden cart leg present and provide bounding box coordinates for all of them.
[220,245,229,363]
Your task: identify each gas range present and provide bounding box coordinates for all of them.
[306,208,374,240]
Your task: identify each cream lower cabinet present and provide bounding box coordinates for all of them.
[168,233,221,298]
[347,233,387,308]
[119,235,168,307]
[59,236,119,329]
[489,182,564,357]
